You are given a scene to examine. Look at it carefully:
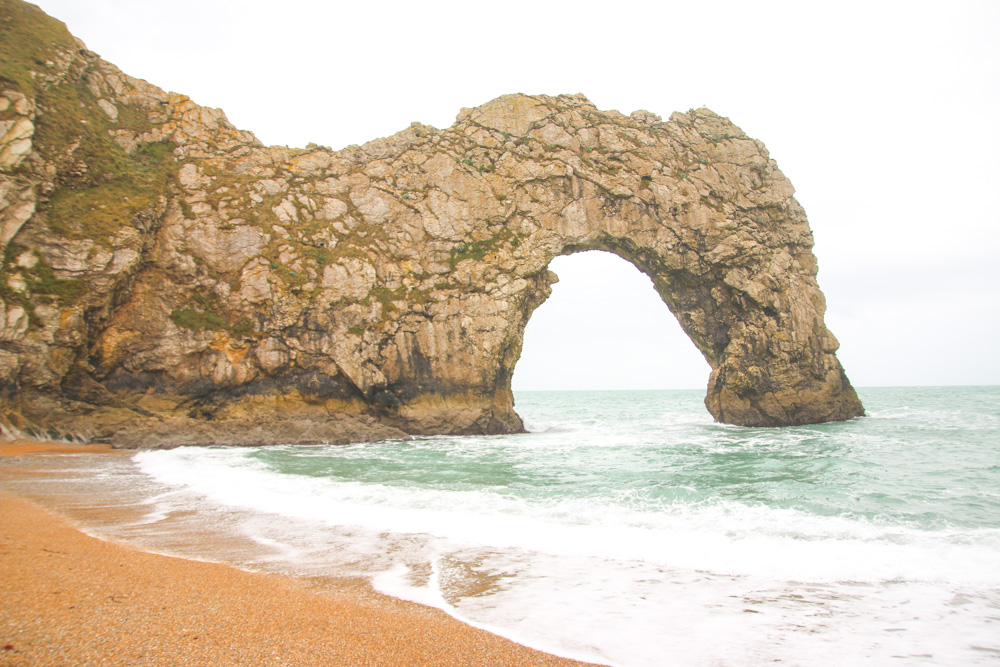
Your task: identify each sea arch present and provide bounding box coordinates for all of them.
[382,217,862,432]
[367,96,864,432]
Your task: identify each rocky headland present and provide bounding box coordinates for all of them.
[0,0,863,447]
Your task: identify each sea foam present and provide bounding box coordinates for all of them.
[69,387,1000,665]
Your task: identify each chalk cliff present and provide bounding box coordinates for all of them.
[0,0,864,445]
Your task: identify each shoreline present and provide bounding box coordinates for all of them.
[0,441,603,666]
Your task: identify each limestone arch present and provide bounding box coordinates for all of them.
[460,206,863,430]
[378,96,864,432]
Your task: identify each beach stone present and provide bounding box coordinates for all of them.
[0,0,863,444]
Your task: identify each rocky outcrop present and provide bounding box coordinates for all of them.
[0,0,863,445]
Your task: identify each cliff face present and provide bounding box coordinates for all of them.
[0,0,863,445]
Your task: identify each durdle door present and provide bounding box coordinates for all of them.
[0,0,864,446]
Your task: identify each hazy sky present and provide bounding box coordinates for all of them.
[29,0,1000,390]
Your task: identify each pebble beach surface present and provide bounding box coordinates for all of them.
[0,442,602,667]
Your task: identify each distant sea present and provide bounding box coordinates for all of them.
[5,386,999,666]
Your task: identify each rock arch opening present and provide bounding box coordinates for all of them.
[511,251,710,392]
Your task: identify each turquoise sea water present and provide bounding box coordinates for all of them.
[4,386,999,665]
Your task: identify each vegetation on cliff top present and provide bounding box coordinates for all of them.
[1,0,179,248]
[0,0,78,95]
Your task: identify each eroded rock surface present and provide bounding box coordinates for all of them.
[0,0,863,445]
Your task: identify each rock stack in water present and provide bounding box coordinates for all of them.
[0,0,864,446]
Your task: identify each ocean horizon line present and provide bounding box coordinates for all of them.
[513,383,999,392]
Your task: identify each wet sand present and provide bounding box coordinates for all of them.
[0,440,114,456]
[0,441,602,666]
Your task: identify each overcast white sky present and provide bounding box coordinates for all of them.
[30,0,1000,390]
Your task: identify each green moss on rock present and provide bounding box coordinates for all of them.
[448,228,520,269]
[41,138,178,245]
[169,308,227,331]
